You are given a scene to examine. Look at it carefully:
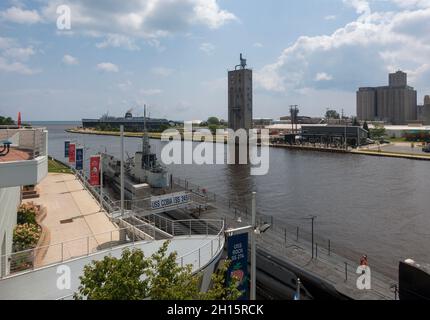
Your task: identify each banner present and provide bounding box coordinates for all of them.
[75,147,84,171]
[68,143,76,163]
[151,192,190,210]
[89,156,101,186]
[227,233,249,300]
[64,141,70,158]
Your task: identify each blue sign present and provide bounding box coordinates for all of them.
[75,147,84,171]
[227,233,249,300]
[64,141,70,158]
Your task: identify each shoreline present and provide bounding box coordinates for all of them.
[66,128,430,161]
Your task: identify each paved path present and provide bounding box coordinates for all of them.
[24,173,119,266]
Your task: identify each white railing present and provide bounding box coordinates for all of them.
[0,127,47,159]
[0,215,224,280]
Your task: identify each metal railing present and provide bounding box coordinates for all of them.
[171,177,398,299]
[0,127,47,159]
[0,213,224,280]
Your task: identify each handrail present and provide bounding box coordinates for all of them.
[0,214,225,279]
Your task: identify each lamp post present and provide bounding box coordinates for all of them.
[225,192,271,301]
[309,216,316,259]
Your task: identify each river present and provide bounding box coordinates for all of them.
[38,122,430,278]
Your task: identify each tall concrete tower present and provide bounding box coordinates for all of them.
[228,54,253,131]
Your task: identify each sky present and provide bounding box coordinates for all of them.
[0,0,429,121]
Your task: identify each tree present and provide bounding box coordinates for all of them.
[74,248,150,300]
[202,260,242,300]
[369,126,386,141]
[363,121,369,137]
[207,117,220,126]
[325,110,340,119]
[352,117,360,126]
[0,116,15,126]
[74,241,241,300]
[363,121,369,132]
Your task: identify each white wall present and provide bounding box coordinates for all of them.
[0,186,20,277]
[0,156,48,188]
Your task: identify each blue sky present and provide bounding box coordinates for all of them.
[0,0,429,121]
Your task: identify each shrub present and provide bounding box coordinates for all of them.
[13,223,41,252]
[17,203,38,225]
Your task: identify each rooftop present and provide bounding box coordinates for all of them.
[0,147,32,162]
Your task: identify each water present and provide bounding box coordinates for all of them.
[41,122,430,278]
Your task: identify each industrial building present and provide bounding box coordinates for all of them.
[228,54,253,131]
[82,111,171,132]
[417,95,430,125]
[357,71,417,125]
[300,125,369,147]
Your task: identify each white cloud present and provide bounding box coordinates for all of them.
[96,34,140,51]
[40,0,237,48]
[315,72,333,81]
[62,54,79,65]
[199,42,215,54]
[0,6,42,24]
[140,88,163,96]
[96,62,119,73]
[151,67,174,77]
[324,15,337,20]
[0,57,38,75]
[253,42,263,48]
[256,1,430,94]
[0,37,38,75]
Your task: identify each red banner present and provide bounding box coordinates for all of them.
[69,143,76,163]
[89,156,101,186]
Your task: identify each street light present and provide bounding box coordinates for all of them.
[303,215,317,259]
[227,192,271,301]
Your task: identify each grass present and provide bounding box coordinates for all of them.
[48,158,73,174]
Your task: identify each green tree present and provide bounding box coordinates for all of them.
[74,241,241,300]
[145,241,201,300]
[74,248,150,300]
[202,260,242,300]
[325,110,340,119]
[0,116,15,126]
[369,126,386,141]
[363,121,369,137]
[207,117,220,126]
[363,121,369,132]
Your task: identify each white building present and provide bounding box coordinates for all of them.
[0,127,48,277]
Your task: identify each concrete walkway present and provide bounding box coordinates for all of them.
[25,173,119,267]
